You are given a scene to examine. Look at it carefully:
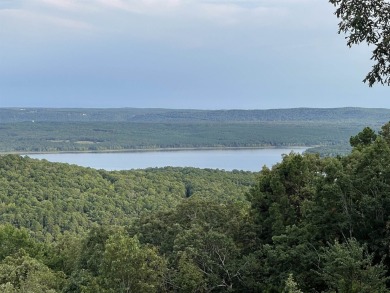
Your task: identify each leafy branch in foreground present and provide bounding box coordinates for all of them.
[330,0,390,86]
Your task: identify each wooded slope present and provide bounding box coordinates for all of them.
[2,107,389,156]
[1,107,390,123]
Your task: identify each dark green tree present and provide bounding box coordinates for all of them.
[349,127,377,148]
[318,239,389,293]
[65,225,120,292]
[247,153,321,245]
[342,136,390,266]
[173,224,243,292]
[379,121,390,144]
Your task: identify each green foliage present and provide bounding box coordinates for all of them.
[101,232,166,293]
[78,225,120,277]
[173,226,241,291]
[243,122,390,291]
[247,152,321,244]
[2,123,390,291]
[305,144,352,157]
[1,107,390,156]
[318,239,389,293]
[0,224,43,261]
[349,126,377,148]
[0,121,362,154]
[2,107,390,123]
[0,249,66,293]
[0,155,254,239]
[131,198,250,291]
[379,122,390,144]
[47,232,83,275]
[174,252,205,292]
[329,0,390,86]
[283,274,303,293]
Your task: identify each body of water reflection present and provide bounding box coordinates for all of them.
[27,148,307,172]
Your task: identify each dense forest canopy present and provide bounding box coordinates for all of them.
[0,157,254,240]
[2,122,390,291]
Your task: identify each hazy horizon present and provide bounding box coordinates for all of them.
[2,106,390,111]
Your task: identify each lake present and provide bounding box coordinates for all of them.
[27,148,307,172]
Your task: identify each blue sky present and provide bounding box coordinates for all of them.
[0,0,389,109]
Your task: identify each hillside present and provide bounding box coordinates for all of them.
[1,107,390,123]
[0,121,360,153]
[0,155,254,240]
[1,107,389,155]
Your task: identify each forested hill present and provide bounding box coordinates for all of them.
[2,107,390,123]
[2,107,390,156]
[0,155,254,240]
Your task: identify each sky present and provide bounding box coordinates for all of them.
[0,0,389,109]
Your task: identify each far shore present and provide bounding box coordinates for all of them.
[1,146,311,156]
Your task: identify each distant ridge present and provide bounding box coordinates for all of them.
[1,107,390,124]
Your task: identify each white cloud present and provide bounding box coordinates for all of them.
[0,6,94,35]
[95,0,183,14]
[38,0,82,10]
[193,2,286,27]
[26,0,290,26]
[0,0,336,51]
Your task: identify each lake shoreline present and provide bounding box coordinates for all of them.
[2,145,312,156]
[23,147,310,171]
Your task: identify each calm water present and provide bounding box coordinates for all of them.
[27,148,307,172]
